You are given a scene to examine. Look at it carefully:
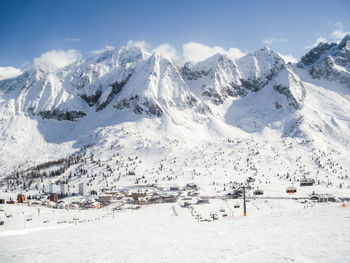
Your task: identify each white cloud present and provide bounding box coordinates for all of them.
[305,21,349,50]
[183,42,224,62]
[262,38,287,45]
[278,53,298,64]
[226,47,246,60]
[331,21,349,41]
[90,45,115,55]
[118,40,245,63]
[34,49,81,71]
[331,30,346,40]
[182,42,245,62]
[126,40,178,60]
[0,66,22,81]
[304,36,328,49]
[127,40,151,50]
[153,43,179,61]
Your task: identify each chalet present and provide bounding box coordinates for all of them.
[188,191,199,197]
[49,193,58,203]
[162,196,177,203]
[327,196,338,202]
[45,201,56,208]
[319,196,328,203]
[136,197,150,205]
[30,200,42,206]
[98,195,113,203]
[147,197,162,204]
[310,193,328,203]
[197,198,210,204]
[185,183,198,190]
[170,186,180,191]
[125,197,134,204]
[84,201,101,209]
[147,194,178,204]
[56,201,68,209]
[17,194,26,203]
[233,189,244,196]
[300,178,315,186]
[182,202,191,208]
[227,193,239,199]
[253,189,264,195]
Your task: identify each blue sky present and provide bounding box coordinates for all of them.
[1,0,349,68]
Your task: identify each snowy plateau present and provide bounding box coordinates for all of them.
[1,35,350,263]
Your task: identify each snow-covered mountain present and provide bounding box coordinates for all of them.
[0,35,350,185]
[298,33,350,88]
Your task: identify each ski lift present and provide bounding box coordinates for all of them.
[286,186,297,194]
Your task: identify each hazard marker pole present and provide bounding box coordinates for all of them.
[243,186,247,216]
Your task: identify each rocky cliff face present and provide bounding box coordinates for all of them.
[299,34,350,88]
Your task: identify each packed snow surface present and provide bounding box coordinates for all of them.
[0,202,350,263]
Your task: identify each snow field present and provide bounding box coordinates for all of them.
[0,200,350,263]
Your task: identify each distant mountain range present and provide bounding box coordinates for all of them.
[0,34,349,171]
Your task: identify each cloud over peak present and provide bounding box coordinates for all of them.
[182,42,246,62]
[304,21,350,49]
[34,49,81,71]
[90,45,115,55]
[0,67,22,81]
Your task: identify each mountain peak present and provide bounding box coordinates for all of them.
[298,42,337,67]
[341,33,350,42]
[260,46,272,52]
[337,33,350,50]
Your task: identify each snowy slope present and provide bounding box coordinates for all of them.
[1,202,349,263]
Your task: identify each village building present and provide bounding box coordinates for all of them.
[197,198,210,204]
[79,183,87,196]
[60,184,68,195]
[17,194,26,203]
[253,189,264,195]
[310,193,328,203]
[170,186,180,191]
[50,193,58,203]
[300,178,315,186]
[49,184,59,194]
